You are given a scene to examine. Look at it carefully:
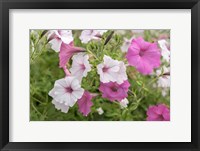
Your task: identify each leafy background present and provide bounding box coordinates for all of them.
[30,29,170,121]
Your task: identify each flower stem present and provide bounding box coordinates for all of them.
[128,89,136,98]
[87,48,100,61]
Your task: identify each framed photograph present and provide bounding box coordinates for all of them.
[0,0,200,151]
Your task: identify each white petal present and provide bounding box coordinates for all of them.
[72,88,84,99]
[71,78,81,90]
[48,88,56,98]
[59,30,73,44]
[49,38,62,52]
[97,64,104,75]
[96,107,104,115]
[79,30,93,43]
[54,78,67,88]
[55,93,69,104]
[104,55,119,68]
[64,94,77,107]
[52,100,69,113]
[70,94,78,107]
[108,65,120,72]
[70,53,92,82]
[64,76,75,88]
[61,93,71,105]
[120,98,129,109]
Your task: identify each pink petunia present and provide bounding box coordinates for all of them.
[77,91,93,116]
[99,80,130,102]
[126,37,161,75]
[146,104,170,121]
[59,42,85,68]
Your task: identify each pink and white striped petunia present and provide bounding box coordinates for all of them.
[79,30,107,44]
[49,76,84,107]
[70,53,92,82]
[97,55,127,84]
[52,99,69,113]
[48,30,73,52]
[158,39,170,63]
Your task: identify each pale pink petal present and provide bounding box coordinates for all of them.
[52,100,69,113]
[49,38,62,52]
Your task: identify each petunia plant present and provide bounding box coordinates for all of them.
[30,29,170,121]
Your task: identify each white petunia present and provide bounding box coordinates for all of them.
[97,55,119,83]
[116,61,128,84]
[158,39,170,62]
[48,30,73,52]
[79,30,107,44]
[52,99,69,113]
[96,107,104,115]
[97,55,127,84]
[49,76,84,107]
[70,53,92,82]
[158,77,170,88]
[120,98,129,109]
[157,66,170,88]
[120,37,132,53]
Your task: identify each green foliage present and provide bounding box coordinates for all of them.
[30,29,170,121]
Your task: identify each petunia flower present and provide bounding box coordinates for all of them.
[126,37,161,75]
[59,42,85,68]
[48,30,73,52]
[70,53,92,82]
[99,80,130,102]
[120,37,132,53]
[146,104,170,121]
[52,99,69,113]
[158,39,170,62]
[156,66,170,88]
[116,61,128,84]
[96,107,104,115]
[77,91,93,116]
[79,30,107,44]
[119,98,129,109]
[97,55,127,84]
[49,76,84,107]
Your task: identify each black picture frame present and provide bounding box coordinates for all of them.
[0,0,200,150]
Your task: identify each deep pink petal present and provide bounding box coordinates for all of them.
[59,42,85,68]
[133,37,150,50]
[99,80,130,102]
[136,58,153,75]
[77,91,93,116]
[146,104,170,121]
